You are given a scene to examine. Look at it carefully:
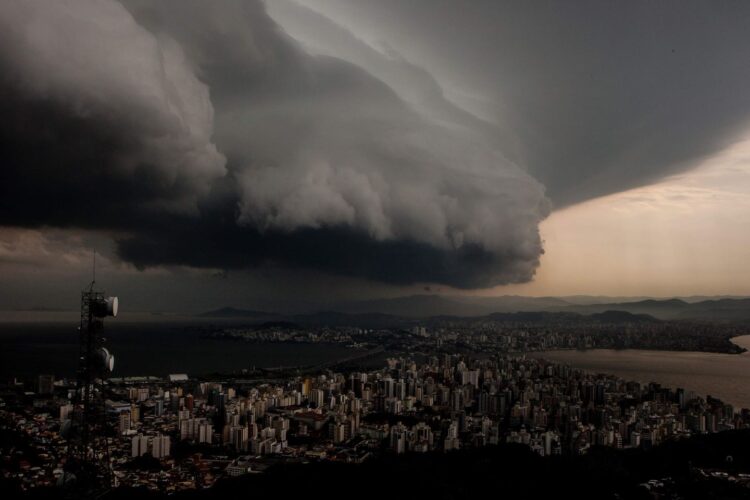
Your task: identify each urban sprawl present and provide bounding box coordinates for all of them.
[3,322,749,494]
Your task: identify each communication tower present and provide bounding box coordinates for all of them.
[64,257,118,495]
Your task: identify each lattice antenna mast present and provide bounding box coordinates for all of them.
[65,256,118,495]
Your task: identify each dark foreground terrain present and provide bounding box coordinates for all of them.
[7,430,750,499]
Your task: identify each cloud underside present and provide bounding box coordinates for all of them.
[286,0,750,206]
[116,222,539,289]
[0,0,548,288]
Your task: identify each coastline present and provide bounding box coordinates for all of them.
[529,336,750,410]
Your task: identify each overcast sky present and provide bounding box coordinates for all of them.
[1,0,750,312]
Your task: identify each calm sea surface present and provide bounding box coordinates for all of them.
[529,335,750,410]
[0,320,363,379]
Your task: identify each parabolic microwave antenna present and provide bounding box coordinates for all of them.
[92,296,118,318]
[98,347,115,373]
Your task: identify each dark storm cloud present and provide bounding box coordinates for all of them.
[0,0,226,228]
[116,219,537,289]
[297,0,750,206]
[0,0,548,288]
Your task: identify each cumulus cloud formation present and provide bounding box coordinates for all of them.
[0,0,549,288]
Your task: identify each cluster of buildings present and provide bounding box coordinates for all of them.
[209,316,747,357]
[2,351,750,493]
[440,319,748,354]
[214,326,363,345]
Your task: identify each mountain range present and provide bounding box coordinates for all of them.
[198,295,750,325]
[336,295,750,321]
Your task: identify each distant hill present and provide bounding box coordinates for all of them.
[563,298,750,321]
[554,295,653,305]
[198,296,750,324]
[197,307,661,329]
[561,299,689,317]
[672,298,750,321]
[337,294,750,320]
[291,311,406,329]
[474,310,657,324]
[337,294,573,317]
[589,310,657,323]
[196,307,281,319]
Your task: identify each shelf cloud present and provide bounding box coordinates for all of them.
[0,0,549,288]
[287,0,750,206]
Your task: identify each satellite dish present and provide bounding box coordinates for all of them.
[106,297,118,317]
[92,296,118,317]
[98,348,115,373]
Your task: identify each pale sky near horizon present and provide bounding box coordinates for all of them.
[493,136,750,297]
